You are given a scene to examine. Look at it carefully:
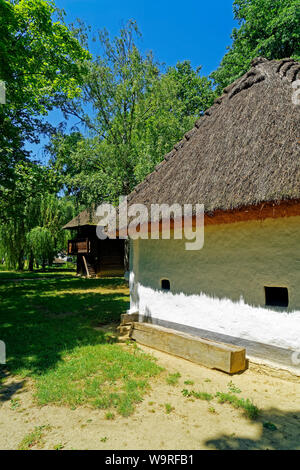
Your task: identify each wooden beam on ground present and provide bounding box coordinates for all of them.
[130,322,246,374]
[82,256,90,277]
[120,312,139,325]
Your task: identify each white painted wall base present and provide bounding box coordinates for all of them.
[129,284,300,350]
[129,216,300,351]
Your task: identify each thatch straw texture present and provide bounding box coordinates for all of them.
[126,58,300,216]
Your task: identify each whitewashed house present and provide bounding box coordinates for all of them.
[123,58,300,362]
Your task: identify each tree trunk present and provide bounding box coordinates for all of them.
[28,253,34,272]
[17,250,24,271]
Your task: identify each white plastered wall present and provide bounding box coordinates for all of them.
[129,216,300,350]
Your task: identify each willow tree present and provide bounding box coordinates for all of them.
[0,161,75,270]
[26,227,54,270]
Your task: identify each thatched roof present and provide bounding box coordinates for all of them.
[63,207,101,230]
[126,58,300,217]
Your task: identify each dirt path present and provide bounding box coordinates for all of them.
[0,345,299,450]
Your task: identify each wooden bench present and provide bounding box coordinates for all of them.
[130,322,246,374]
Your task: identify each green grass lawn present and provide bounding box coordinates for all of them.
[0,271,162,416]
[0,265,76,279]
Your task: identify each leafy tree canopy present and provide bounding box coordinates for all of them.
[211,0,300,91]
[49,21,216,206]
[0,0,90,196]
[0,161,75,270]
[26,226,55,268]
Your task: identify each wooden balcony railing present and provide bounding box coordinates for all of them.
[68,238,90,255]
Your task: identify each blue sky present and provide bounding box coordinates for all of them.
[29,0,238,160]
[56,0,237,75]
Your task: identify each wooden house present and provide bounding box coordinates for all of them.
[63,208,125,277]
[120,58,300,368]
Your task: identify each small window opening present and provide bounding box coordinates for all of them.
[265,287,289,307]
[161,279,170,291]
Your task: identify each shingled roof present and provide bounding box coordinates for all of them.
[126,57,300,215]
[63,207,102,229]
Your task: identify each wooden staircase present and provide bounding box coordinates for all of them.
[82,255,96,277]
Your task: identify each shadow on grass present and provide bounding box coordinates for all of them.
[0,267,76,281]
[0,374,26,403]
[205,408,300,450]
[0,275,129,382]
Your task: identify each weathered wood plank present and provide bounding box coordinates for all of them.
[82,256,90,277]
[130,322,246,374]
[121,312,139,325]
